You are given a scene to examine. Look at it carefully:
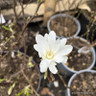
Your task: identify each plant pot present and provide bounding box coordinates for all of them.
[57,36,96,76]
[0,50,41,96]
[47,13,81,38]
[66,70,96,96]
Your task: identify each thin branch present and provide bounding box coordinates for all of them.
[20,0,26,24]
[18,0,33,17]
[16,1,43,43]
[22,2,43,34]
[21,70,39,96]
[13,0,18,23]
[57,73,67,88]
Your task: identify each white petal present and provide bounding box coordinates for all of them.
[54,55,68,63]
[33,44,44,57]
[35,34,49,48]
[47,31,57,49]
[49,62,58,74]
[34,34,50,57]
[60,38,67,45]
[48,31,56,41]
[62,56,68,63]
[44,33,48,40]
[54,56,64,63]
[62,45,73,55]
[36,34,44,44]
[40,59,50,73]
[56,45,73,56]
[52,39,61,53]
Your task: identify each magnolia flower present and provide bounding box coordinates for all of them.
[34,31,73,74]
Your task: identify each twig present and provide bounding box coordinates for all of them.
[9,69,23,79]
[57,73,67,88]
[13,0,18,23]
[18,0,33,17]
[21,69,39,96]
[87,41,96,49]
[16,2,43,43]
[20,0,26,24]
[22,2,43,34]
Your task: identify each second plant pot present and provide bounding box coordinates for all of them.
[47,13,81,38]
[57,36,96,76]
[65,70,96,96]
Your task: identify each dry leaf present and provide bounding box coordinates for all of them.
[79,4,91,12]
[41,87,49,95]
[41,87,54,96]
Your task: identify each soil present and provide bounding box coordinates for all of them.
[39,74,69,96]
[66,38,93,71]
[26,21,48,63]
[70,72,96,96]
[50,16,78,37]
[0,51,39,96]
[0,24,27,52]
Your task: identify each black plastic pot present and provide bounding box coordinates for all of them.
[77,13,96,42]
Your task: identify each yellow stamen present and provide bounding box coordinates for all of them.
[46,50,54,59]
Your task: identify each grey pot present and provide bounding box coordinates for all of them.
[57,37,96,76]
[66,70,96,96]
[47,13,81,38]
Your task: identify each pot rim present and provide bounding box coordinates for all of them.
[47,13,81,38]
[61,36,96,73]
[67,70,96,96]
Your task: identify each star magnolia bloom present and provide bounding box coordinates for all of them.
[34,31,73,74]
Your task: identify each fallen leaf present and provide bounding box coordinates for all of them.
[79,4,91,12]
[41,87,49,95]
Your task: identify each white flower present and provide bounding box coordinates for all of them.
[34,31,73,74]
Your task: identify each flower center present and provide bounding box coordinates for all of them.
[46,50,54,59]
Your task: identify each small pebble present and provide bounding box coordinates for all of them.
[74,55,77,58]
[82,63,86,66]
[93,84,96,88]
[78,54,81,57]
[73,85,76,89]
[53,81,59,88]
[82,81,86,86]
[0,34,4,40]
[71,67,74,70]
[0,43,4,46]
[69,56,72,59]
[65,62,69,66]
[11,51,15,58]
